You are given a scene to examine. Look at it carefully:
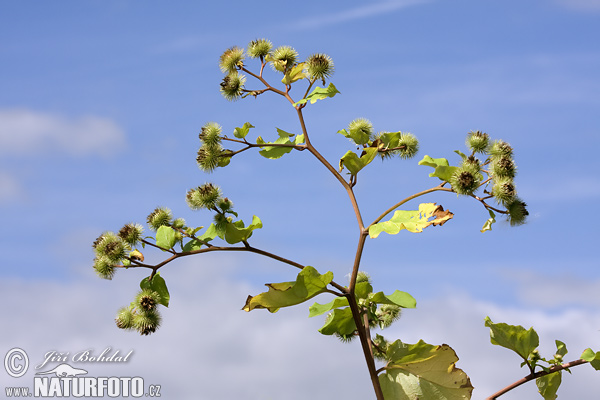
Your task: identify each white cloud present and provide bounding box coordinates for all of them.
[2,257,599,399]
[0,170,24,203]
[290,0,432,30]
[555,0,600,11]
[0,109,126,157]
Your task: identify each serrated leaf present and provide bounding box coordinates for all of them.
[318,307,357,336]
[243,266,333,313]
[308,297,350,317]
[155,226,177,250]
[223,215,262,244]
[233,122,254,139]
[536,371,561,400]
[339,147,378,176]
[581,348,600,370]
[281,62,307,84]
[257,128,304,159]
[379,340,473,400]
[140,272,170,307]
[485,317,539,360]
[294,83,340,106]
[418,155,459,182]
[369,203,454,238]
[369,290,417,308]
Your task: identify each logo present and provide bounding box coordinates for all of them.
[3,347,162,398]
[36,363,88,377]
[4,348,29,378]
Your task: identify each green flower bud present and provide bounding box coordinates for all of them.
[186,183,222,210]
[115,306,135,330]
[376,304,402,329]
[219,46,244,74]
[372,334,390,361]
[506,198,528,226]
[219,72,246,101]
[450,165,481,195]
[356,271,371,285]
[217,197,234,213]
[466,130,489,153]
[93,232,129,263]
[199,122,223,147]
[93,256,116,280]
[488,140,513,158]
[397,133,419,159]
[213,212,231,234]
[335,331,357,343]
[270,45,299,72]
[135,289,161,312]
[133,308,161,336]
[247,38,272,59]
[490,156,516,179]
[118,223,144,246]
[146,207,173,231]
[172,218,186,229]
[492,177,517,205]
[461,155,481,172]
[306,53,334,81]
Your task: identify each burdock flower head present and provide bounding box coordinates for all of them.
[396,133,419,159]
[270,45,299,72]
[146,207,173,231]
[506,198,529,226]
[118,223,144,246]
[219,46,244,74]
[306,53,334,81]
[466,130,489,153]
[247,39,272,59]
[492,177,517,205]
[135,289,161,312]
[186,183,222,210]
[220,72,246,101]
[450,165,481,195]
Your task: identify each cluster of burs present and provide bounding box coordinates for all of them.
[458,131,527,225]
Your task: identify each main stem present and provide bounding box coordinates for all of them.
[295,107,384,400]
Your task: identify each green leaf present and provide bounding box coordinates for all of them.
[379,340,473,400]
[294,83,340,106]
[155,226,177,250]
[256,128,305,159]
[243,266,334,313]
[223,215,262,244]
[233,122,254,139]
[454,149,468,160]
[318,307,357,336]
[339,148,378,176]
[369,290,417,308]
[355,281,374,300]
[481,209,496,233]
[337,128,370,146]
[581,348,600,370]
[484,317,539,360]
[369,203,454,238]
[536,372,561,400]
[308,297,349,317]
[555,340,568,358]
[182,224,218,252]
[281,62,307,85]
[140,273,170,307]
[418,155,458,182]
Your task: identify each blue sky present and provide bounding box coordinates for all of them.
[1,1,599,399]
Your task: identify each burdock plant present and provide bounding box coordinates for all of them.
[91,39,600,400]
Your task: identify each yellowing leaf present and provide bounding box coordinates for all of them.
[243,266,333,313]
[379,340,473,400]
[369,203,454,238]
[339,148,378,176]
[281,62,307,84]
